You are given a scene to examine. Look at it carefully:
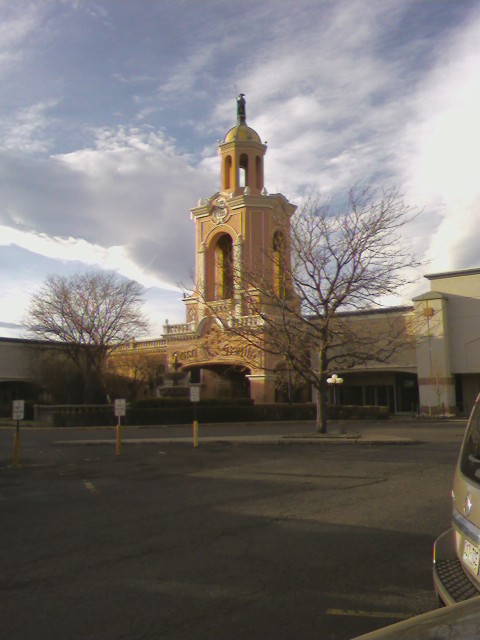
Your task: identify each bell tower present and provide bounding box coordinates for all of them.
[186,95,295,318]
[219,93,267,197]
[171,95,296,403]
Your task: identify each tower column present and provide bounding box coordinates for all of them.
[233,235,243,317]
[413,293,456,414]
[197,241,207,316]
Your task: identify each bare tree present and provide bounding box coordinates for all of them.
[105,350,165,401]
[35,350,84,404]
[25,271,150,403]
[203,185,420,433]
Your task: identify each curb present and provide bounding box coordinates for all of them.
[53,435,421,447]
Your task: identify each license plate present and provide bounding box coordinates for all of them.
[463,540,480,575]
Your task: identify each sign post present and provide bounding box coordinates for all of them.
[114,399,126,456]
[12,400,25,467]
[190,385,200,447]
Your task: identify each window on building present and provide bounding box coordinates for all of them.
[214,234,233,300]
[342,385,363,405]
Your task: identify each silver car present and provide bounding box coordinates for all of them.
[434,394,480,605]
[351,596,480,639]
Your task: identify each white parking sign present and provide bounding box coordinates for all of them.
[114,399,126,417]
[190,386,200,402]
[12,400,25,421]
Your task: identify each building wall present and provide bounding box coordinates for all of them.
[414,268,480,414]
[0,338,47,383]
[445,295,480,373]
[0,338,67,412]
[460,374,480,416]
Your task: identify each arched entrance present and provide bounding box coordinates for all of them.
[186,363,251,399]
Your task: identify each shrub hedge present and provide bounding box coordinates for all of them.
[131,397,254,409]
[327,404,389,420]
[34,400,389,427]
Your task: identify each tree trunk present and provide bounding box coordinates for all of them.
[315,346,328,434]
[315,386,328,434]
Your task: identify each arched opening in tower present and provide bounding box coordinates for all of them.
[224,155,232,190]
[239,153,248,188]
[214,233,234,300]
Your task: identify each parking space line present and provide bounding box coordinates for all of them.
[325,608,412,620]
[82,480,99,496]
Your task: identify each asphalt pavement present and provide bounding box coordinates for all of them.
[48,416,467,447]
[0,422,463,640]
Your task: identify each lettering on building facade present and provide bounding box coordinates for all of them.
[221,343,259,363]
[174,341,260,366]
[177,348,199,362]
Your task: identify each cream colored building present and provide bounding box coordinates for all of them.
[0,337,63,413]
[413,267,480,415]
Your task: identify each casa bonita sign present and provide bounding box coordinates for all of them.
[175,342,260,365]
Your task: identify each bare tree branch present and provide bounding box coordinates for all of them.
[200,184,421,432]
[24,271,150,402]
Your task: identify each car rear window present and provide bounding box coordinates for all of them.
[460,398,480,483]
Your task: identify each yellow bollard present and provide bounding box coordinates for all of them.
[13,423,20,467]
[116,419,122,456]
[193,420,199,448]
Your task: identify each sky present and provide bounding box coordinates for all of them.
[1,0,480,339]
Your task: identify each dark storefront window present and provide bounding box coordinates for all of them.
[395,373,419,413]
[341,386,363,405]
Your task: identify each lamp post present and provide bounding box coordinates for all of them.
[170,352,182,387]
[327,373,344,405]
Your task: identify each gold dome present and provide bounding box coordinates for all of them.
[224,123,262,143]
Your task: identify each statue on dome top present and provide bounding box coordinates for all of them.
[236,93,246,124]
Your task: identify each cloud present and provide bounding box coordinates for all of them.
[194,1,419,198]
[0,100,57,152]
[0,122,219,336]
[0,1,44,78]
[193,0,480,289]
[0,126,217,286]
[0,242,187,336]
[0,322,25,339]
[2,0,480,339]
[399,4,480,272]
[58,0,108,19]
[0,226,173,289]
[0,321,23,330]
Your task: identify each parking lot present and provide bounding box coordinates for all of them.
[0,423,464,640]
